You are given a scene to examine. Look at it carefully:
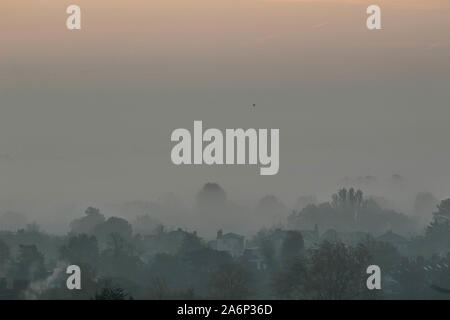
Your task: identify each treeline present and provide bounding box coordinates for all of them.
[0,188,449,300]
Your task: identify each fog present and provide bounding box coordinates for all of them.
[1,0,450,300]
[1,0,449,234]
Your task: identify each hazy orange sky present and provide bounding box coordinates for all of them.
[1,0,450,231]
[2,0,449,81]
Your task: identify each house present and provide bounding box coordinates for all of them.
[141,227,200,258]
[213,230,245,258]
[299,224,320,248]
[377,230,409,253]
[263,228,312,256]
[241,247,266,271]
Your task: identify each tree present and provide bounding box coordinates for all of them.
[60,234,99,266]
[280,231,304,265]
[133,214,162,236]
[294,195,318,211]
[361,236,401,273]
[107,233,131,258]
[413,192,438,222]
[181,247,232,295]
[432,199,450,223]
[272,257,308,299]
[70,207,105,234]
[209,263,251,299]
[252,228,300,272]
[0,239,10,266]
[305,241,371,300]
[288,188,412,234]
[422,199,450,255]
[94,286,131,300]
[177,232,204,256]
[94,217,133,243]
[148,277,195,300]
[258,238,277,271]
[256,195,289,226]
[99,233,144,282]
[196,183,227,207]
[150,253,191,290]
[12,244,47,281]
[392,257,428,299]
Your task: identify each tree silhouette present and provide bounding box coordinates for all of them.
[209,263,251,299]
[94,286,132,300]
[70,207,105,235]
[60,234,99,265]
[305,241,370,300]
[0,239,10,270]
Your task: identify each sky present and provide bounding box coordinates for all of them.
[0,0,450,231]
